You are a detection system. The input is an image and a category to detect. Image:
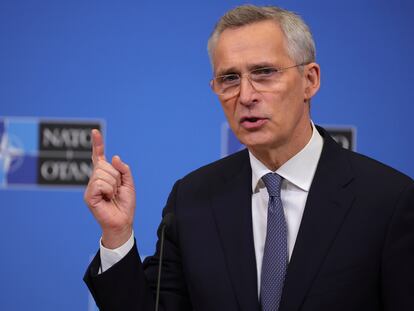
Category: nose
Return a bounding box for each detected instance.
[238,75,259,107]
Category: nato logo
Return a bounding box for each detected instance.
[0,117,103,189]
[221,123,356,157]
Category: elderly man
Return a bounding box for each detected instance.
[84,5,414,311]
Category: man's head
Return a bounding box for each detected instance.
[208,5,321,168]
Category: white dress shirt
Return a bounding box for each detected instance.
[100,122,324,291]
[250,122,323,295]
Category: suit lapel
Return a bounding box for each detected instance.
[210,150,261,311]
[280,130,356,311]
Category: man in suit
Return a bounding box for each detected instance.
[84,5,414,311]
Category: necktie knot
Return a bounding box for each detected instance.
[262,173,282,197]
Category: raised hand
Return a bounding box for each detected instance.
[84,129,136,249]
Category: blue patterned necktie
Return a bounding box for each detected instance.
[260,173,288,311]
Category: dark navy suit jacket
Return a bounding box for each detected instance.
[84,127,414,311]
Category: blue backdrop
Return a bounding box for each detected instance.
[1,0,413,310]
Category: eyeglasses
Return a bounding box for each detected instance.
[210,62,310,99]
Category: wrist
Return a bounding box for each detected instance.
[101,226,133,249]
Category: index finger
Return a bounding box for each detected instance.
[91,129,106,164]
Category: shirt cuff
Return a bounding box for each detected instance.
[99,231,135,273]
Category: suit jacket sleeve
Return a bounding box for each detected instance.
[381,181,414,310]
[83,180,192,311]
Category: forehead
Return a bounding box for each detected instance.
[212,20,292,73]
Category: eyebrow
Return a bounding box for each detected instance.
[215,67,239,77]
[248,62,276,71]
[215,62,276,76]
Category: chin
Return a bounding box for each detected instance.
[239,135,273,151]
[241,132,287,152]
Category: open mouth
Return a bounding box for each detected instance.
[245,117,259,122]
[241,117,265,123]
[240,116,268,129]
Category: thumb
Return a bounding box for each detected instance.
[112,155,134,188]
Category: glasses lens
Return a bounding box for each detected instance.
[213,74,240,97]
[249,67,281,92]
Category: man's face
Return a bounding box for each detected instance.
[212,20,320,155]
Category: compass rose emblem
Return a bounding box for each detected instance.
[0,132,25,183]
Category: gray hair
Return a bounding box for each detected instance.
[207,5,316,66]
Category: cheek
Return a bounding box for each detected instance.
[262,86,290,116]
[273,79,305,107]
[267,80,293,105]
[220,100,237,120]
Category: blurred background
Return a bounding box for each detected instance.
[1,0,413,310]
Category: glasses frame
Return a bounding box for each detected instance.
[210,62,311,98]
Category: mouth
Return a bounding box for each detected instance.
[240,116,268,129]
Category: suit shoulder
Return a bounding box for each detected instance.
[343,148,413,187]
[180,149,249,184]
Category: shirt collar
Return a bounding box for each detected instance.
[249,121,324,193]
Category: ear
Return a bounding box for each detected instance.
[303,62,321,101]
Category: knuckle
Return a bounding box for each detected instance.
[95,179,104,190]
[95,159,107,170]
[94,168,111,181]
[94,167,104,176]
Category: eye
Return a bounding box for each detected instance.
[251,67,278,78]
[217,74,240,84]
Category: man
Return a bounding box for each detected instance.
[84,5,414,311]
